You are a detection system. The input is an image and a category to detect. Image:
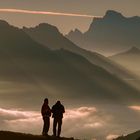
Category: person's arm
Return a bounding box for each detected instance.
[41,104,45,116]
[63,106,65,113]
[51,106,54,113]
[47,106,51,117]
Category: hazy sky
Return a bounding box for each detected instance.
[0,0,139,33]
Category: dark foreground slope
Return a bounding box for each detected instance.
[115,130,140,140]
[0,131,74,140]
[1,130,140,140]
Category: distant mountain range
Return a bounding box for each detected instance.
[0,19,139,107]
[66,10,140,55]
[23,22,138,81]
[109,47,140,76]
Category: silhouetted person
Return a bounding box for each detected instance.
[41,98,51,136]
[52,101,65,137]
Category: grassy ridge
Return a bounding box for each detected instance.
[115,130,140,140]
[0,131,74,140]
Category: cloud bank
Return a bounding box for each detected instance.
[106,134,119,140]
[0,107,107,139]
[129,106,140,111]
[1,105,140,140]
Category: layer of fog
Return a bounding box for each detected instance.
[0,105,140,140]
[1,80,140,140]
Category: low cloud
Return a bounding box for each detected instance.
[0,108,41,133]
[1,106,138,140]
[0,108,40,120]
[106,134,119,140]
[0,106,106,138]
[65,107,97,119]
[63,107,107,139]
[128,106,140,111]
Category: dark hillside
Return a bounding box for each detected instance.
[115,130,140,140]
[0,131,74,140]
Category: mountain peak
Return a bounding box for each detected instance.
[0,20,10,27]
[110,46,140,58]
[74,28,82,33]
[66,28,83,38]
[128,46,140,53]
[104,10,124,19]
[38,23,54,28]
[23,23,60,34]
[69,29,82,35]
[37,23,60,32]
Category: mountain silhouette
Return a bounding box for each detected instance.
[0,19,139,108]
[1,130,140,140]
[23,21,138,81]
[66,10,140,55]
[109,47,140,76]
[114,130,140,140]
[110,47,140,56]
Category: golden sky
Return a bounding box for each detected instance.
[0,1,139,34]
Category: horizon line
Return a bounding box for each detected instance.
[0,8,102,18]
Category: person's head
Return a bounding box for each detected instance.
[44,98,48,104]
[56,100,61,105]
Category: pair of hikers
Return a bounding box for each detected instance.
[41,98,65,137]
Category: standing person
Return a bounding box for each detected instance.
[41,98,51,136]
[52,101,65,137]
